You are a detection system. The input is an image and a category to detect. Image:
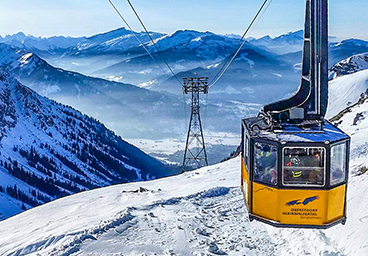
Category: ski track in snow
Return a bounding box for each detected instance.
[72,188,277,256]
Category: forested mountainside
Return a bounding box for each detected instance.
[0,70,178,220]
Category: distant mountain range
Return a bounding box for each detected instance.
[277,38,368,69]
[0,70,178,220]
[248,30,304,55]
[3,27,366,92]
[0,31,83,53]
[1,28,368,140]
[0,28,163,75]
[0,40,263,140]
[0,43,190,139]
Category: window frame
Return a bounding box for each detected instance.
[330,142,347,187]
[282,146,326,187]
[242,126,250,171]
[253,141,278,186]
[245,135,250,167]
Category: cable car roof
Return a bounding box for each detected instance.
[243,118,349,143]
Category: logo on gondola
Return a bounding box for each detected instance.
[285,196,319,206]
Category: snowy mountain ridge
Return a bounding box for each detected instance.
[66,27,164,56]
[2,29,368,100]
[329,52,368,79]
[248,30,304,55]
[0,32,85,52]
[0,70,176,220]
[0,43,49,81]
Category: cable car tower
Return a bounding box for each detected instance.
[241,0,350,228]
[182,76,209,170]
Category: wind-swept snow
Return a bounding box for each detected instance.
[327,69,368,118]
[0,159,240,255]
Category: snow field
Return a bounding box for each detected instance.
[327,69,368,119]
[1,146,367,255]
[0,159,239,255]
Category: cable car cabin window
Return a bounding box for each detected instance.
[244,136,249,166]
[283,147,325,187]
[330,143,347,186]
[254,142,277,185]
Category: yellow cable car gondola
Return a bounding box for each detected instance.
[241,0,350,228]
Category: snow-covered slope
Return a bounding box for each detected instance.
[0,159,243,255]
[0,70,176,220]
[327,69,368,118]
[329,52,368,79]
[327,53,368,119]
[331,94,368,169]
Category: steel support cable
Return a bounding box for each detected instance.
[107,0,172,79]
[209,0,272,88]
[209,0,271,87]
[126,0,183,86]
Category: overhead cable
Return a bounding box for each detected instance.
[209,0,272,88]
[107,0,175,81]
[126,0,183,86]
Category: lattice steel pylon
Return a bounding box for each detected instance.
[182,76,209,170]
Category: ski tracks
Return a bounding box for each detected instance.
[68,187,278,255]
[8,185,348,256]
[265,223,348,256]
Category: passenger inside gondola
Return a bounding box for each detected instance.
[283,148,324,186]
[254,143,277,185]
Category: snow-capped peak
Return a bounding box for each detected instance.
[329,52,368,80]
[150,30,215,50]
[0,43,43,76]
[18,52,33,66]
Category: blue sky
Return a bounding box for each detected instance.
[0,0,367,40]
